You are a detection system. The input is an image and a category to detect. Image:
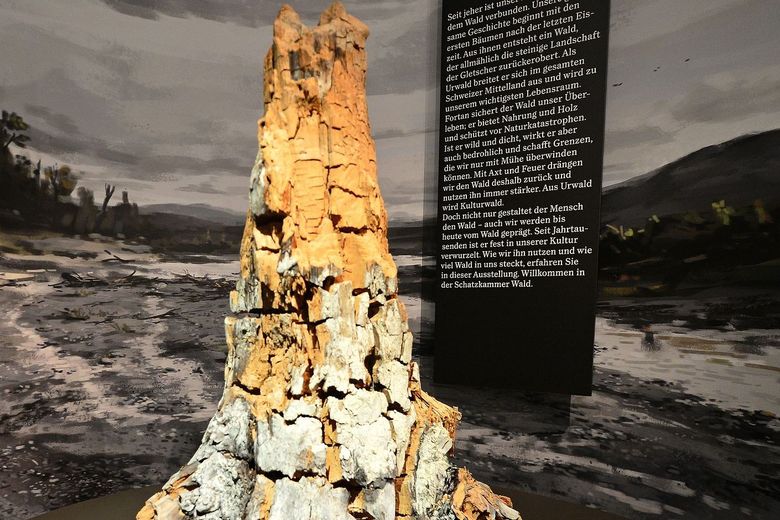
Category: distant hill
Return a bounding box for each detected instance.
[602,130,780,226]
[139,203,245,226]
[140,211,237,232]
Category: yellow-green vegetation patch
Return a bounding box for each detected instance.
[660,335,722,351]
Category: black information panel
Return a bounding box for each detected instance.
[434,0,611,394]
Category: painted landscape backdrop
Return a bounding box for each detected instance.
[1,1,779,519]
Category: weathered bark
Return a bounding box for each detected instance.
[138,3,520,519]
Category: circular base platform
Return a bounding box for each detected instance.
[32,485,627,520]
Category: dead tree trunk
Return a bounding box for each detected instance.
[101,183,116,214]
[138,3,520,519]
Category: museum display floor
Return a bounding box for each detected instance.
[32,484,627,520]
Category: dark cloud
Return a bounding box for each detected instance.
[373,128,431,140]
[26,124,251,180]
[20,104,141,166]
[91,44,173,101]
[0,22,259,180]
[179,181,229,195]
[25,125,141,166]
[99,0,419,27]
[366,8,439,95]
[380,180,424,207]
[1,62,171,161]
[100,0,438,94]
[23,105,80,135]
[670,72,780,124]
[2,23,172,102]
[609,0,642,31]
[605,125,674,151]
[146,154,250,177]
[100,0,318,26]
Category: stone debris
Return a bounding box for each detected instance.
[177,453,254,520]
[267,477,353,520]
[138,3,520,519]
[255,414,327,478]
[451,469,521,520]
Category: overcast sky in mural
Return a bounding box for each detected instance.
[1,0,778,222]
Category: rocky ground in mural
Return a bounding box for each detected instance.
[0,232,232,519]
[0,232,778,519]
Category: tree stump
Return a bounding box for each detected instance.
[138,3,521,519]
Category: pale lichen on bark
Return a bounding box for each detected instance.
[138,3,521,519]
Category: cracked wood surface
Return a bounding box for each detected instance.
[138,3,520,519]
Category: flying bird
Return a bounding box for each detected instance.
[612,82,623,87]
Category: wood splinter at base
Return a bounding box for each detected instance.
[138,3,521,519]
